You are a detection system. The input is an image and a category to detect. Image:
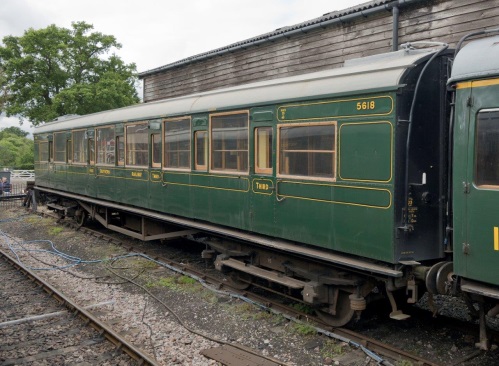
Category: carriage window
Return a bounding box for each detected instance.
[72,130,87,164]
[152,133,162,168]
[117,136,125,166]
[39,142,49,162]
[255,127,273,175]
[278,123,336,180]
[89,138,95,164]
[195,131,208,170]
[54,133,66,163]
[164,118,190,169]
[211,112,248,173]
[126,123,148,167]
[66,139,72,163]
[96,127,115,165]
[476,110,499,187]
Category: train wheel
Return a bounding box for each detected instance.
[316,290,355,327]
[225,271,252,290]
[74,210,87,228]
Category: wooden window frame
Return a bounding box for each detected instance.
[254,127,273,175]
[96,126,116,166]
[276,121,337,182]
[151,133,162,168]
[53,132,67,163]
[116,136,125,166]
[194,130,208,171]
[38,141,49,162]
[72,129,87,165]
[125,122,149,168]
[89,138,95,165]
[209,110,249,175]
[163,117,191,171]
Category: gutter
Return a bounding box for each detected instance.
[139,0,425,78]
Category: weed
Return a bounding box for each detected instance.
[291,322,316,336]
[48,226,64,235]
[321,340,345,359]
[290,302,315,315]
[395,360,413,366]
[178,275,197,285]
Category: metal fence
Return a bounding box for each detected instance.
[0,182,29,208]
[11,170,35,180]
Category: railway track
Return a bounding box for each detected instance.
[45,211,449,366]
[0,245,158,366]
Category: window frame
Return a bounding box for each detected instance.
[194,130,208,171]
[163,116,191,171]
[53,132,67,163]
[474,108,499,189]
[151,133,162,168]
[254,127,273,175]
[276,121,337,182]
[39,141,49,162]
[125,121,149,168]
[209,110,250,175]
[96,126,116,166]
[72,129,87,165]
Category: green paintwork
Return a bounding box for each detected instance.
[453,81,499,286]
[35,92,398,263]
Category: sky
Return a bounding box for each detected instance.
[0,0,368,135]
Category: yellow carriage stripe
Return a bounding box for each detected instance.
[494,227,499,251]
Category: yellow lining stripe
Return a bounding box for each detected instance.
[456,78,499,90]
[495,227,499,251]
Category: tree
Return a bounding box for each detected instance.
[0,21,139,126]
[0,127,34,169]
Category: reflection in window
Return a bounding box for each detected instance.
[72,130,87,164]
[152,134,162,168]
[117,136,125,166]
[164,119,190,169]
[211,113,248,172]
[54,133,66,162]
[126,123,149,167]
[476,110,499,186]
[279,123,336,179]
[255,127,273,175]
[89,138,95,164]
[39,142,49,162]
[96,127,115,165]
[195,131,207,170]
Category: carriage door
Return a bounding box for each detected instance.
[250,125,275,233]
[463,81,499,286]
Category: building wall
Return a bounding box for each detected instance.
[141,0,498,103]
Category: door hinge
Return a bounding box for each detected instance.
[463,182,470,194]
[462,243,470,255]
[466,96,473,107]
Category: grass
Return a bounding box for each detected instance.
[291,322,317,336]
[48,226,64,235]
[395,360,413,366]
[321,340,345,359]
[145,274,201,293]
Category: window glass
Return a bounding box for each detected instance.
[89,138,95,164]
[72,130,87,164]
[54,133,66,162]
[152,133,162,167]
[126,123,149,167]
[255,127,273,174]
[164,118,190,169]
[49,141,53,162]
[39,142,49,162]
[117,136,125,166]
[279,123,336,179]
[195,131,208,170]
[476,110,499,186]
[96,127,115,165]
[211,113,248,172]
[67,139,72,163]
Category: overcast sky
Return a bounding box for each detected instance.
[0,0,368,134]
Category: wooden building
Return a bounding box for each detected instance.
[139,0,498,103]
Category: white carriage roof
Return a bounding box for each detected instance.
[449,35,499,84]
[35,48,435,134]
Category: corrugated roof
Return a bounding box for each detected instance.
[139,0,415,78]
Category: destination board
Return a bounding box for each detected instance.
[277,96,393,121]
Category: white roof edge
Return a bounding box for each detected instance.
[35,49,433,134]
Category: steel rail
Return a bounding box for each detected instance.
[0,246,159,366]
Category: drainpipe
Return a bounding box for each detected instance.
[392,4,399,51]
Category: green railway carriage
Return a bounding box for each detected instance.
[34,35,499,341]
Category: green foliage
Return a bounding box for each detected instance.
[0,127,33,168]
[321,340,345,359]
[291,322,317,336]
[0,21,139,125]
[48,226,64,235]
